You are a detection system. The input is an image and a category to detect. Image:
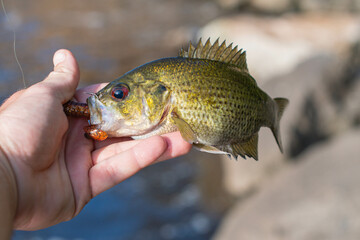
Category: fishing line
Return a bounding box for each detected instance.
[1,0,26,88]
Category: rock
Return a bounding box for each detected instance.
[192,150,236,214]
[274,40,360,157]
[262,55,339,157]
[328,41,360,132]
[217,54,339,196]
[299,0,360,12]
[251,0,292,13]
[215,0,248,9]
[197,13,360,199]
[343,77,360,127]
[213,36,360,196]
[217,128,285,196]
[214,128,360,240]
[198,13,360,84]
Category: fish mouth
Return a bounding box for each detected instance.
[86,94,144,137]
[86,93,171,138]
[86,95,117,131]
[86,95,102,125]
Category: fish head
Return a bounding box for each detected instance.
[87,73,171,137]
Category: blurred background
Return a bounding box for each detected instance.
[1,0,359,239]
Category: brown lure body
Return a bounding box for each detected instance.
[63,100,90,118]
[63,100,108,141]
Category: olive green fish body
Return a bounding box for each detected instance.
[87,39,289,160]
[136,58,270,143]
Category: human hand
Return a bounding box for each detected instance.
[0,50,191,231]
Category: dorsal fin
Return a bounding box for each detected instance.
[179,38,248,72]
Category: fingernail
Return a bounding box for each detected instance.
[54,51,66,66]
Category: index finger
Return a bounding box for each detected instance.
[89,135,168,197]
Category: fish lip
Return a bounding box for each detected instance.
[87,94,126,135]
[86,95,103,125]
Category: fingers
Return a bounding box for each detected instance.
[89,135,168,197]
[91,132,192,165]
[91,138,139,165]
[41,49,80,103]
[155,132,192,162]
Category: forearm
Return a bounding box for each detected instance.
[0,149,18,239]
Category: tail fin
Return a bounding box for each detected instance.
[271,98,289,153]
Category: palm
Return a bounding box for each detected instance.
[0,88,88,229]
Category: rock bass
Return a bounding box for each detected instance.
[86,39,289,160]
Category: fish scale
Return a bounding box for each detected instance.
[86,39,289,160]
[156,59,265,142]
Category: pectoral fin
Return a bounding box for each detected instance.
[231,133,259,160]
[171,110,198,144]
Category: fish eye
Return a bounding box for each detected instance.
[111,84,129,100]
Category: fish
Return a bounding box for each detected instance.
[86,38,289,160]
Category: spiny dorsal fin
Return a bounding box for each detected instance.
[179,38,248,72]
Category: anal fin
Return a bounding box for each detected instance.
[231,133,259,160]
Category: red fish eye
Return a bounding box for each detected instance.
[111,84,129,100]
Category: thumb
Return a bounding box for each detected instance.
[43,49,80,103]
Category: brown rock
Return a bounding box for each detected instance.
[251,0,292,13]
[215,0,249,9]
[212,39,360,197]
[198,13,360,84]
[217,54,339,196]
[299,0,360,12]
[262,55,339,157]
[199,14,360,198]
[213,128,360,240]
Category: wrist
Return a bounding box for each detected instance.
[0,147,18,239]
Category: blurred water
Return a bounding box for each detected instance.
[1,0,222,95]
